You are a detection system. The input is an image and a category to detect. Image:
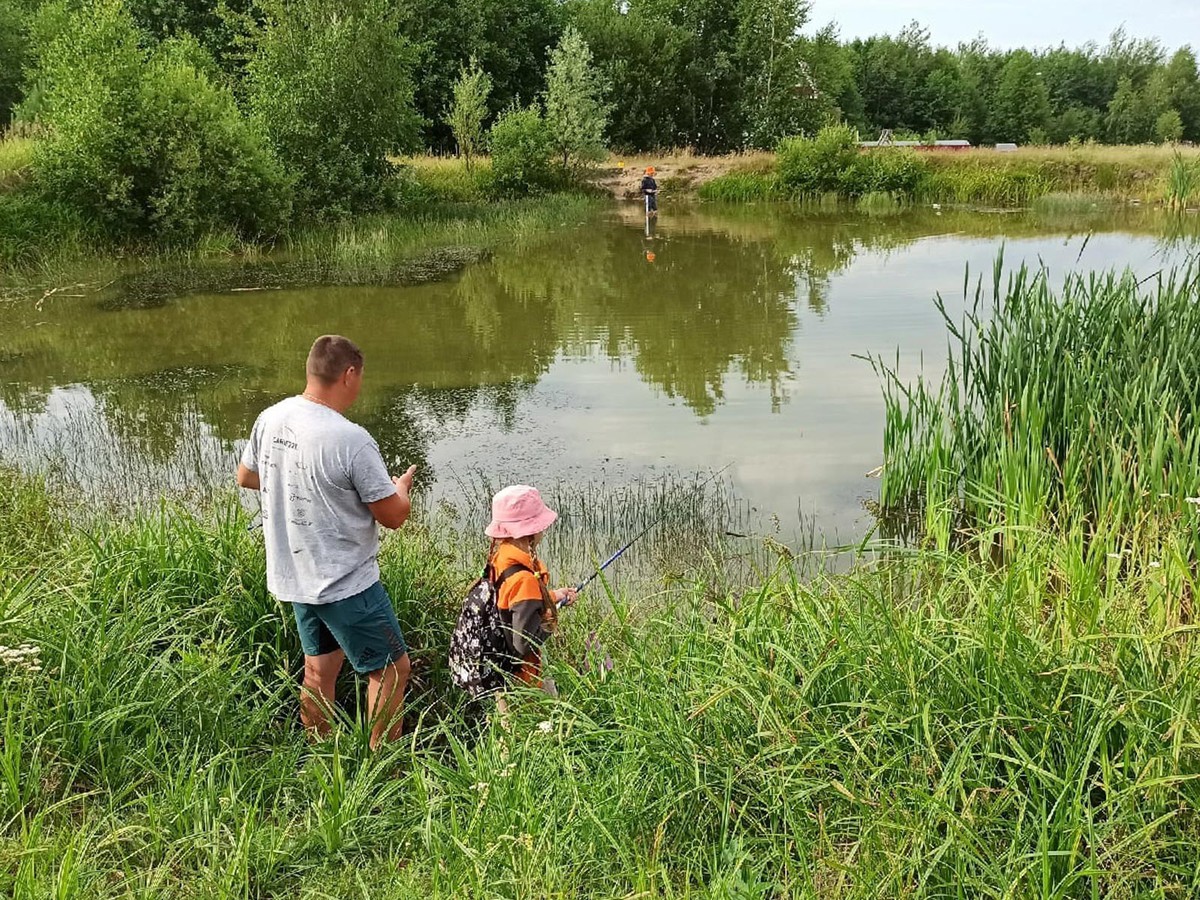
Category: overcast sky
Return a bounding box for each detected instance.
[808,0,1200,52]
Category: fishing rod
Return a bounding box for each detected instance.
[559,462,735,608]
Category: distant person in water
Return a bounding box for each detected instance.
[641,166,659,216]
[236,335,417,750]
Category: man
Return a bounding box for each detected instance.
[237,335,417,749]
[640,166,659,216]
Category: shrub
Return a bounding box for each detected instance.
[246,0,422,218]
[854,148,929,196]
[775,126,929,199]
[775,124,860,196]
[489,104,558,197]
[33,1,291,244]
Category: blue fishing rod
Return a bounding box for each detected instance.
[558,462,734,608]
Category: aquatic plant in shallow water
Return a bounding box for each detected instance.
[872,254,1200,577]
[1166,150,1200,210]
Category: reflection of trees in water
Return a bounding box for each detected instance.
[2,204,1191,477]
[359,381,534,490]
[88,367,249,464]
[488,225,800,416]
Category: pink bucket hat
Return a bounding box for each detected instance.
[485,485,558,539]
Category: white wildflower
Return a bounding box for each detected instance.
[537,720,553,734]
[0,644,42,674]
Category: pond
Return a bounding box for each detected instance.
[1,202,1195,556]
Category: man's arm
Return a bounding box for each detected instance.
[367,465,417,530]
[236,463,260,491]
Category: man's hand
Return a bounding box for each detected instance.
[554,587,578,607]
[392,465,417,497]
[370,464,417,530]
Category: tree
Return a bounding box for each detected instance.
[989,51,1050,143]
[124,0,255,74]
[446,56,492,170]
[33,0,290,242]
[1047,104,1102,143]
[851,22,940,135]
[636,0,745,152]
[544,26,609,170]
[398,0,482,151]
[0,0,30,124]
[1154,109,1184,143]
[488,103,555,196]
[568,0,687,150]
[246,0,422,217]
[734,0,812,147]
[475,0,563,114]
[1106,75,1154,143]
[797,23,862,134]
[1159,48,1200,141]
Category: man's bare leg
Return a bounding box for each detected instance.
[301,649,345,738]
[366,653,411,750]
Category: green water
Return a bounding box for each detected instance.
[0,202,1194,548]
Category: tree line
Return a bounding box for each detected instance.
[2,0,1198,245]
[7,1,1199,152]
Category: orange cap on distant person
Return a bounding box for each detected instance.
[645,251,656,263]
[646,166,655,175]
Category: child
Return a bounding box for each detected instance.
[485,485,577,688]
[641,166,659,216]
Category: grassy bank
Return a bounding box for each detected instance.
[695,140,1200,208]
[0,191,601,296]
[0,139,593,272]
[4,454,1200,897]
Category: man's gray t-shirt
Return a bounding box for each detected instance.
[240,396,396,604]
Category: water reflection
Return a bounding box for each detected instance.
[1,204,1196,539]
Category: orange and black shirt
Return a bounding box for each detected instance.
[490,542,555,659]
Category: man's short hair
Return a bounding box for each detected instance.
[306,335,364,385]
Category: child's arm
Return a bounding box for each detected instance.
[509,598,552,656]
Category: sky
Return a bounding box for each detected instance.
[808,0,1200,52]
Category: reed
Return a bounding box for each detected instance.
[873,256,1200,581]
[1165,150,1200,210]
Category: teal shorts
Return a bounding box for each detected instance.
[291,581,408,674]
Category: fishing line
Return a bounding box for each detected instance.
[558,461,736,608]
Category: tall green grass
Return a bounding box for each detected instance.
[696,132,1190,208]
[1165,151,1200,210]
[0,136,34,191]
[873,257,1200,582]
[285,195,598,272]
[3,465,1200,896]
[696,170,780,202]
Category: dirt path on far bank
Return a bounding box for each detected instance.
[589,153,772,199]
